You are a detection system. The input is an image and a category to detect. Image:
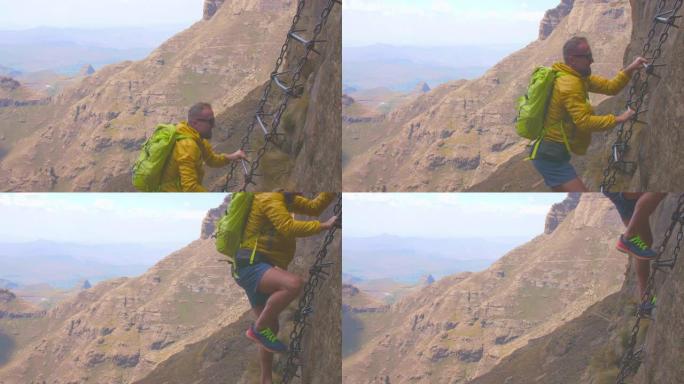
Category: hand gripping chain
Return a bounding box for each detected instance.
[221,0,340,192]
[280,195,342,384]
[615,193,684,383]
[600,0,683,192]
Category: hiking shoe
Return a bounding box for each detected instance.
[616,234,657,260]
[246,325,288,354]
[638,297,657,317]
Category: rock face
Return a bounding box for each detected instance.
[414,82,431,93]
[203,0,226,20]
[539,0,575,40]
[131,193,341,384]
[78,65,95,77]
[343,194,626,383]
[0,289,15,303]
[200,195,230,239]
[0,77,20,92]
[0,213,253,382]
[343,0,631,192]
[544,193,581,234]
[470,193,684,384]
[0,0,298,192]
[600,0,684,191]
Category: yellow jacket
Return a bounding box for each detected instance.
[543,62,630,155]
[159,121,230,192]
[240,192,336,269]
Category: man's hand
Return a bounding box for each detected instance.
[615,108,636,124]
[624,57,648,76]
[320,215,339,230]
[226,149,247,161]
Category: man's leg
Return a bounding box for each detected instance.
[552,177,588,192]
[255,267,303,332]
[252,305,276,384]
[622,193,667,298]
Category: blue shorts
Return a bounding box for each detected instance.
[531,157,578,188]
[603,192,637,222]
[234,262,272,308]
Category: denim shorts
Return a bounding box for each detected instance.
[603,192,637,222]
[234,262,272,308]
[531,157,578,188]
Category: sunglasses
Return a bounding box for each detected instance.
[573,53,593,61]
[196,117,215,126]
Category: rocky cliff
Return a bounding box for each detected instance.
[0,237,251,384]
[343,0,632,192]
[539,0,575,40]
[580,0,684,191]
[471,193,684,384]
[544,193,581,234]
[202,0,342,191]
[131,193,341,384]
[0,193,341,383]
[342,194,626,383]
[0,0,300,191]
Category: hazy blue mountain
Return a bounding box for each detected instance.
[0,240,187,288]
[343,234,530,283]
[342,44,521,91]
[0,26,187,75]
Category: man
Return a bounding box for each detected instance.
[159,102,246,192]
[605,192,667,315]
[531,36,648,192]
[232,192,337,384]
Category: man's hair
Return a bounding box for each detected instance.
[563,36,589,62]
[188,102,212,121]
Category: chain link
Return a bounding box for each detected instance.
[600,0,683,192]
[615,193,684,383]
[280,195,342,384]
[220,0,338,192]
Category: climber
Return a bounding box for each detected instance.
[159,102,247,192]
[604,192,667,315]
[232,192,337,384]
[531,36,648,192]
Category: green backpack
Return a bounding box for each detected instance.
[131,124,189,192]
[515,66,558,142]
[215,192,255,263]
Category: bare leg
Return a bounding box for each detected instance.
[622,193,666,298]
[552,177,588,192]
[252,305,276,384]
[255,267,303,332]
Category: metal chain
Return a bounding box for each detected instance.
[221,0,339,192]
[615,193,684,383]
[280,195,342,384]
[601,0,683,192]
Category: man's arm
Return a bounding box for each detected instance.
[588,71,630,96]
[291,193,336,217]
[263,196,323,237]
[561,77,617,133]
[201,140,231,168]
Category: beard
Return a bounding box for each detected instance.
[579,66,592,77]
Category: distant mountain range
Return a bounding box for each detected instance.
[343,44,520,92]
[0,26,186,75]
[343,234,529,283]
[0,240,186,288]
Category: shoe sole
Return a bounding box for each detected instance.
[245,329,287,354]
[616,243,656,261]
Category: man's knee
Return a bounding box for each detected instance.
[286,276,304,295]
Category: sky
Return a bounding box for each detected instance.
[0,0,204,29]
[343,193,568,239]
[343,0,562,46]
[0,193,226,245]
